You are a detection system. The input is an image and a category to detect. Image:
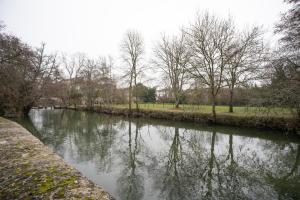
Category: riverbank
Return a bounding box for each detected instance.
[68,106,300,133]
[0,117,113,200]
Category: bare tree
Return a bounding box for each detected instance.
[0,25,23,65]
[265,53,300,119]
[97,56,117,105]
[23,43,58,114]
[262,0,300,120]
[107,55,115,104]
[62,53,85,106]
[120,30,144,112]
[0,27,58,116]
[0,35,29,115]
[186,12,235,121]
[81,58,101,108]
[153,31,191,108]
[275,0,300,51]
[225,26,266,112]
[63,53,85,81]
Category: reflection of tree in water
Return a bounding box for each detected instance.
[71,112,118,172]
[191,132,276,200]
[27,109,300,200]
[219,134,252,200]
[264,144,300,200]
[117,120,144,200]
[28,109,71,153]
[201,133,300,200]
[29,109,119,172]
[14,115,41,138]
[151,126,194,200]
[161,127,186,200]
[152,126,300,200]
[220,134,241,199]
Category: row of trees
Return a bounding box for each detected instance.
[0,20,158,117]
[270,0,300,118]
[121,13,266,120]
[0,22,120,116]
[61,54,116,108]
[0,22,59,116]
[121,1,300,120]
[0,0,299,119]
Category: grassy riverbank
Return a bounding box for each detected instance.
[68,105,299,133]
[111,103,294,118]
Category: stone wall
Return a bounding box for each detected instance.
[0,117,113,200]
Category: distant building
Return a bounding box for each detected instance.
[156,88,172,98]
[156,88,173,103]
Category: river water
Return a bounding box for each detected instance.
[19,109,300,200]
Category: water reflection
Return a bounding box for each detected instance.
[117,120,144,200]
[19,109,300,200]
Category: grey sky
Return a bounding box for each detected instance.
[0,0,288,60]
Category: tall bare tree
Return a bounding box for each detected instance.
[20,43,58,114]
[187,12,235,121]
[81,58,101,108]
[0,25,58,116]
[265,0,300,119]
[266,56,300,119]
[153,31,191,108]
[225,26,266,112]
[275,0,300,51]
[97,56,117,105]
[120,30,144,112]
[62,53,85,106]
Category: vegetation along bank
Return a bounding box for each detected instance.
[68,106,300,134]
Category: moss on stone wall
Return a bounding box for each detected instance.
[0,117,113,200]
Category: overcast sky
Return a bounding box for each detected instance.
[0,0,288,58]
[0,0,289,86]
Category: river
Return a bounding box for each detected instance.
[17,109,300,200]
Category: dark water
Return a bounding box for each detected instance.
[18,109,300,200]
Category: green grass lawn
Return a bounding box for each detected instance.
[107,103,294,118]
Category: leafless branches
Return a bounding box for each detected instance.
[120,30,144,111]
[0,29,59,116]
[2,8,298,120]
[153,31,191,108]
[61,53,86,105]
[186,12,235,120]
[224,26,266,112]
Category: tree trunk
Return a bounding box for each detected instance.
[212,96,217,122]
[134,70,139,111]
[174,92,180,109]
[129,73,133,113]
[23,104,32,116]
[129,86,132,112]
[89,99,93,109]
[229,88,234,113]
[207,131,216,199]
[135,101,139,110]
[228,134,234,165]
[135,88,139,111]
[175,100,180,109]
